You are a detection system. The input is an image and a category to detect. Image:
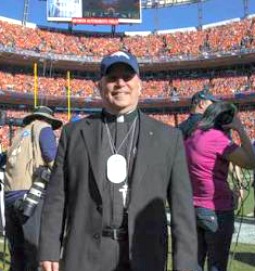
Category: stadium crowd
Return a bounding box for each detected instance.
[0,17,255,56]
[0,16,254,150]
[0,67,254,99]
[0,108,253,152]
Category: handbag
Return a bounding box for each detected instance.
[195,207,218,233]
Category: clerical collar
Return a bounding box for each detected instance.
[102,109,138,123]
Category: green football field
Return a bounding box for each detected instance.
[0,171,254,270]
[0,239,254,271]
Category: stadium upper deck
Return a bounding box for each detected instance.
[0,14,255,72]
[0,14,255,112]
[0,1,254,149]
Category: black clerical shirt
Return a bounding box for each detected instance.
[100,110,139,230]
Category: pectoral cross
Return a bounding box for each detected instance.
[119,183,128,206]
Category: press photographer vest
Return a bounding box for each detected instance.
[4,120,51,191]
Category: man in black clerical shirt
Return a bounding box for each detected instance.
[39,51,198,271]
[178,90,218,139]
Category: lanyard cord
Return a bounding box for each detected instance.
[104,117,137,155]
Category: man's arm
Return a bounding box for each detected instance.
[39,126,67,264]
[167,130,198,271]
[39,127,57,163]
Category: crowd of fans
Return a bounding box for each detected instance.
[0,108,253,151]
[0,67,254,100]
[0,17,255,100]
[0,70,97,98]
[0,17,255,57]
[0,17,254,149]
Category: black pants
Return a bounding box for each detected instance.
[197,210,234,271]
[5,196,44,271]
[100,236,130,271]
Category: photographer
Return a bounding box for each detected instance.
[4,106,62,271]
[184,101,255,271]
[178,89,218,139]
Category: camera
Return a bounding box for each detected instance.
[0,110,24,127]
[217,111,234,126]
[22,166,51,218]
[215,104,237,128]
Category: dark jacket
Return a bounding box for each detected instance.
[178,113,203,139]
[39,112,198,271]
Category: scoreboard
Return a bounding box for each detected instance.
[47,0,142,25]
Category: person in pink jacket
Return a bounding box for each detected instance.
[185,101,255,271]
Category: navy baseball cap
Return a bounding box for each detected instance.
[191,90,219,104]
[100,51,139,77]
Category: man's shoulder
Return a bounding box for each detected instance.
[179,113,202,132]
[63,114,101,130]
[179,113,200,126]
[142,113,179,135]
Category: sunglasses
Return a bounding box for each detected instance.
[105,72,136,83]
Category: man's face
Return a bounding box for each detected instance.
[99,63,141,115]
[197,99,213,113]
[203,99,213,112]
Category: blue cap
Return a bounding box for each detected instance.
[191,90,219,104]
[100,51,139,77]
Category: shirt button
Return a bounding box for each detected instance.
[93,233,100,239]
[97,205,102,212]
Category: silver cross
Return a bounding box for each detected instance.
[119,183,128,206]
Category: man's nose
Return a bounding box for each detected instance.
[115,77,126,85]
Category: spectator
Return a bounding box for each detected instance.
[185,101,255,271]
[4,106,62,271]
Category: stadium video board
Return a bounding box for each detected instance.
[47,0,142,25]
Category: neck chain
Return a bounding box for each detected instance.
[104,117,137,155]
[104,116,137,207]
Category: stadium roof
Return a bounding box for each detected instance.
[141,0,207,9]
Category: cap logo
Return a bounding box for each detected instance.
[110,51,130,59]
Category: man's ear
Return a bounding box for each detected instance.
[97,81,101,90]
[138,82,142,95]
[199,100,206,109]
[97,81,103,94]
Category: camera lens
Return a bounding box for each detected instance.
[22,180,46,217]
